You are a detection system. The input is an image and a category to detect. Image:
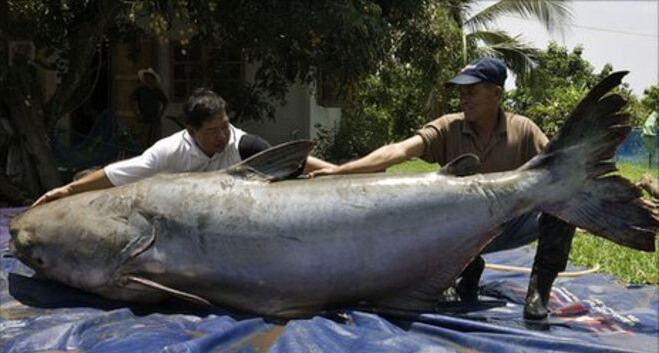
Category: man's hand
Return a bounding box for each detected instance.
[308,166,343,178]
[636,173,659,199]
[31,168,114,207]
[32,185,72,207]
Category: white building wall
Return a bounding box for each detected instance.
[236,82,309,144]
[308,85,341,142]
[236,62,341,145]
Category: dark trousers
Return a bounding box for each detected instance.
[482,212,575,273]
[139,121,162,151]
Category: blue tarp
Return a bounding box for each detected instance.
[1,207,657,353]
[616,127,658,167]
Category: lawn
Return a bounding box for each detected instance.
[387,159,658,285]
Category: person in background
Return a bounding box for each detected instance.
[311,57,576,320]
[34,88,335,206]
[130,68,169,150]
[641,110,657,168]
[69,102,99,145]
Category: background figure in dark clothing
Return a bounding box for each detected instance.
[69,102,98,145]
[130,68,169,150]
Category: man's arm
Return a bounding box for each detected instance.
[303,156,336,173]
[158,88,169,118]
[238,134,335,173]
[129,88,141,118]
[311,135,425,176]
[238,134,271,160]
[32,168,115,207]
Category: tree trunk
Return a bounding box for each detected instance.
[0,173,32,206]
[5,138,41,197]
[43,0,122,131]
[0,48,63,194]
[0,0,124,198]
[3,86,63,192]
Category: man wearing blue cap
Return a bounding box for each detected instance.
[312,57,575,320]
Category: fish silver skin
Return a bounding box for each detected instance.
[9,72,659,317]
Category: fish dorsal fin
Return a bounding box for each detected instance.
[125,275,212,307]
[439,154,480,177]
[226,140,315,181]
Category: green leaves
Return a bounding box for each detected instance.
[503,42,654,136]
[464,0,572,34]
[460,0,572,80]
[469,30,539,79]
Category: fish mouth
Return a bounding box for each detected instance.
[8,232,47,271]
[8,227,31,261]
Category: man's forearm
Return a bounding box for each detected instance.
[335,136,425,174]
[308,135,425,177]
[32,167,116,207]
[336,145,402,174]
[304,156,336,173]
[68,168,115,194]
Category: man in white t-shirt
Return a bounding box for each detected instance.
[33,88,335,206]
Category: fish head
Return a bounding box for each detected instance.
[9,196,154,293]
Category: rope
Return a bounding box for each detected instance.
[485,263,601,278]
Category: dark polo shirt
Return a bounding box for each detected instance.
[416,111,548,173]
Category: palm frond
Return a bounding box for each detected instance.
[468,30,540,81]
[464,0,572,34]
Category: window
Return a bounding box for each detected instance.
[171,41,205,101]
[207,46,244,99]
[170,40,244,102]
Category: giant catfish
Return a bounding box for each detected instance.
[9,72,659,317]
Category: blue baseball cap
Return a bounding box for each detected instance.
[446,57,507,87]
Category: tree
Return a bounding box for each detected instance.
[316,0,575,162]
[0,0,466,204]
[1,0,124,203]
[314,2,463,161]
[641,86,659,113]
[503,42,650,137]
[451,0,572,79]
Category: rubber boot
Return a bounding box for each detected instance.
[455,256,485,302]
[523,267,558,320]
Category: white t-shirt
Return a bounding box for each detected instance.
[105,124,247,186]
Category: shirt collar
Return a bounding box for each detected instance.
[461,109,508,136]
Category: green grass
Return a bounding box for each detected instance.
[387,159,659,285]
[570,231,658,284]
[387,159,438,174]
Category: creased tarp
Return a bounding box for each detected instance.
[1,207,657,353]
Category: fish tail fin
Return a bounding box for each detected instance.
[523,71,658,251]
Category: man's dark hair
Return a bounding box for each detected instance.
[183,88,227,129]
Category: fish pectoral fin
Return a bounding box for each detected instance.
[118,211,159,261]
[373,258,480,311]
[439,154,480,177]
[124,275,212,307]
[226,140,315,181]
